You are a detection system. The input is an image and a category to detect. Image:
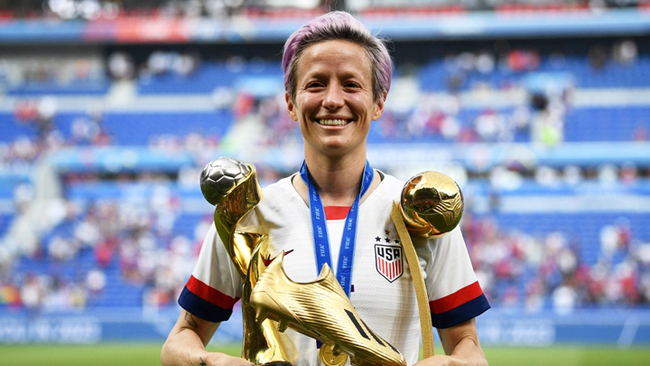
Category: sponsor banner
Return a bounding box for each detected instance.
[0,317,101,344]
[82,18,191,43]
[1,308,649,346]
[115,18,190,43]
[478,319,556,346]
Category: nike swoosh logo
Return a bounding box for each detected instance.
[262,249,294,267]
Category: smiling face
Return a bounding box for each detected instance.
[286,40,385,160]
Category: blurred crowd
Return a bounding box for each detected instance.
[2,97,110,169]
[1,0,648,21]
[0,178,208,314]
[0,37,643,162]
[465,213,650,314]
[0,37,649,316]
[1,0,249,20]
[213,40,643,151]
[107,50,201,81]
[1,179,649,315]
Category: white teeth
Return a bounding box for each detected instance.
[318,119,348,126]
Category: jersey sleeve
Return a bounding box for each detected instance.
[418,226,490,329]
[178,223,243,323]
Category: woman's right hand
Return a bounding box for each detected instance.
[161,311,254,366]
[195,352,255,366]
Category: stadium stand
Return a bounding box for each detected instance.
[2,49,648,309]
[0,1,649,346]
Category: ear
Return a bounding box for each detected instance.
[285,92,298,121]
[372,91,387,121]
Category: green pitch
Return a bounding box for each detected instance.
[0,343,649,365]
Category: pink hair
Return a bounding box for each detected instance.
[282,11,392,102]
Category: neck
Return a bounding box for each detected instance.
[303,153,367,207]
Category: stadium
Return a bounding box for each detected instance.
[1,0,649,365]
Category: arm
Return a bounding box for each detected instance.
[414,319,488,366]
[161,310,253,366]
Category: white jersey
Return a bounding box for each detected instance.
[179,171,489,366]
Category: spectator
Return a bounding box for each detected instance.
[86,269,106,294]
[108,52,135,80]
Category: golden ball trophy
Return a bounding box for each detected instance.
[399,171,464,238]
[200,157,463,365]
[391,171,464,360]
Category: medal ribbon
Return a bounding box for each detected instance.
[300,160,374,297]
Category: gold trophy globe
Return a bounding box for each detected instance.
[399,171,464,238]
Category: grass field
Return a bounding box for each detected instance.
[1,343,650,366]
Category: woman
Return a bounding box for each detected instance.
[161,11,490,366]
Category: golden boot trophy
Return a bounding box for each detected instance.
[250,251,406,366]
[200,157,406,366]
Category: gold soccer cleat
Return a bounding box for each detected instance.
[249,253,406,366]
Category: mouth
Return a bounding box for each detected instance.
[315,119,351,126]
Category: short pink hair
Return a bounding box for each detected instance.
[282,11,392,102]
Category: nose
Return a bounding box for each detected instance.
[322,84,344,110]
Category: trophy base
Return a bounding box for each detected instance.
[262,362,292,366]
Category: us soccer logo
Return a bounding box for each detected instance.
[375,244,403,282]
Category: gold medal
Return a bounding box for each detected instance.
[319,344,348,366]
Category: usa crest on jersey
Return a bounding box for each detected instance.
[375,244,403,282]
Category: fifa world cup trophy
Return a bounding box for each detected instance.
[200,157,406,366]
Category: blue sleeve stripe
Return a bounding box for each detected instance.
[431,293,490,329]
[178,286,234,323]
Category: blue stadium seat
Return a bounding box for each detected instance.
[101,111,234,145]
[0,113,39,142]
[6,80,111,96]
[493,212,649,266]
[564,107,650,142]
[137,61,282,94]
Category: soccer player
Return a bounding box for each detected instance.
[161,11,490,366]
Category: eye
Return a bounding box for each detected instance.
[344,81,361,89]
[306,81,324,89]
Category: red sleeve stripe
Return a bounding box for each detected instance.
[429,281,484,314]
[324,206,351,220]
[185,275,239,309]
